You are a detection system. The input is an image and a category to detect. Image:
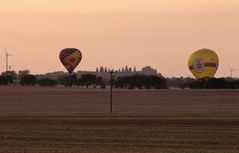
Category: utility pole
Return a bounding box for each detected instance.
[108,70,117,113]
[5,49,13,72]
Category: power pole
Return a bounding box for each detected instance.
[108,70,117,113]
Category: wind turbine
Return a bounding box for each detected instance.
[5,49,13,72]
[228,65,239,78]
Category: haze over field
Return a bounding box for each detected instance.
[1,0,239,77]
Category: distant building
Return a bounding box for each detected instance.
[36,71,66,80]
[93,66,161,80]
[140,66,157,75]
[36,66,162,81]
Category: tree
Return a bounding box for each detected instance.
[19,74,37,86]
[187,78,239,89]
[18,70,36,86]
[80,74,97,88]
[0,75,13,85]
[18,70,30,76]
[57,74,77,86]
[115,75,167,89]
[37,78,57,86]
[167,77,195,89]
[96,76,103,86]
[0,71,17,85]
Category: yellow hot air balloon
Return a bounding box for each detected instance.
[188,48,219,79]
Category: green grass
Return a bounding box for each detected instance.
[0,115,239,153]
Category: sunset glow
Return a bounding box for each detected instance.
[1,0,239,77]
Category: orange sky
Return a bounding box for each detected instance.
[1,0,239,77]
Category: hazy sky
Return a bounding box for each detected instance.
[1,0,239,77]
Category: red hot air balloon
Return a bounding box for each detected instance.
[59,48,82,73]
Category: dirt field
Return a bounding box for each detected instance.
[0,86,239,116]
[0,86,239,153]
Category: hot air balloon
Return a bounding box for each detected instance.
[59,48,82,73]
[188,48,219,79]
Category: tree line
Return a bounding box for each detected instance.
[167,77,239,89]
[1,70,239,89]
[0,70,105,88]
[115,75,167,89]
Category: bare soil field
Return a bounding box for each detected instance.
[0,86,239,153]
[0,86,239,116]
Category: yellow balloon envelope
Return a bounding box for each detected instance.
[188,49,219,79]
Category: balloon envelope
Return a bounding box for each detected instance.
[188,48,219,79]
[59,48,82,73]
